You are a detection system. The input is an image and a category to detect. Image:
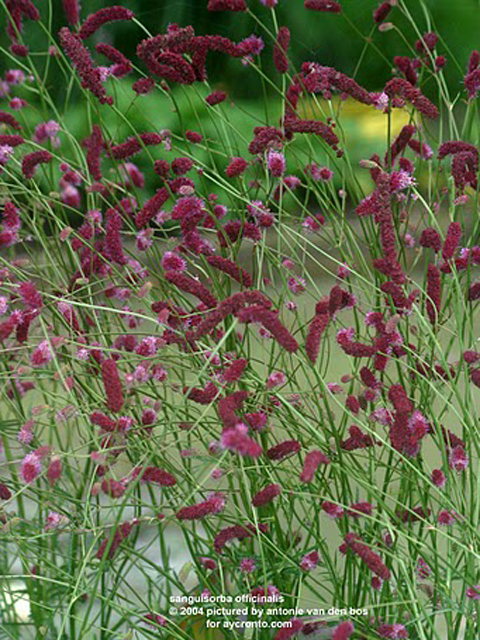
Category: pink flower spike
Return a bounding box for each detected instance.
[161,251,186,272]
[267,150,286,177]
[226,157,248,178]
[267,371,286,389]
[442,222,462,262]
[466,585,480,600]
[300,449,330,482]
[332,621,354,640]
[287,276,306,296]
[377,624,409,639]
[448,446,469,472]
[101,359,124,413]
[176,492,226,521]
[374,2,392,23]
[222,358,248,383]
[342,532,391,580]
[305,0,342,13]
[220,423,262,458]
[18,419,34,444]
[31,340,54,367]
[267,440,300,461]
[0,484,12,500]
[45,511,68,531]
[322,501,344,518]
[78,7,135,40]
[300,550,320,571]
[438,509,456,526]
[273,619,303,640]
[206,90,227,106]
[62,0,80,25]
[273,27,290,74]
[252,483,281,507]
[59,28,113,105]
[207,0,247,11]
[22,150,52,179]
[47,457,62,485]
[431,469,446,488]
[132,466,176,487]
[20,452,42,483]
[240,557,257,573]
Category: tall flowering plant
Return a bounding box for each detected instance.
[0,1,478,639]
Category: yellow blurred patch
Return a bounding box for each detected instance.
[298,96,413,141]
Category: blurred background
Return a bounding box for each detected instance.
[1,0,479,96]
[0,0,478,218]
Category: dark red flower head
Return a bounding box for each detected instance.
[373,2,392,24]
[207,0,247,10]
[101,359,124,413]
[59,27,113,105]
[305,0,342,12]
[273,27,290,74]
[62,0,80,26]
[22,151,52,179]
[78,6,135,40]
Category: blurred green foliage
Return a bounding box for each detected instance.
[0,0,476,234]
[0,0,478,99]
